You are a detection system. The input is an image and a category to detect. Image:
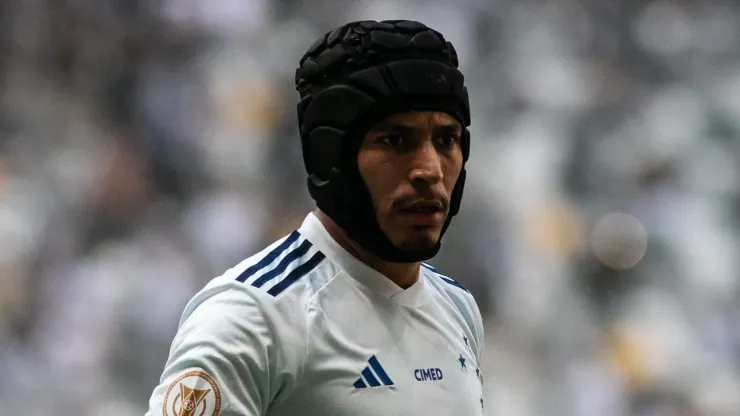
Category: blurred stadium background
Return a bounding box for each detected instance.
[0,0,739,415]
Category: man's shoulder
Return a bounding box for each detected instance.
[227,230,333,297]
[421,262,485,358]
[421,263,474,300]
[421,263,482,325]
[181,231,337,327]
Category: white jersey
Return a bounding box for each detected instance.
[146,212,485,416]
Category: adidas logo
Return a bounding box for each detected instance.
[353,355,394,388]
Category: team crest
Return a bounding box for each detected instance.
[163,371,221,416]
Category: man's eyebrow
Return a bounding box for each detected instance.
[436,124,462,134]
[369,121,462,134]
[369,121,416,133]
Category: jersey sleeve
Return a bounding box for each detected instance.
[469,295,485,364]
[146,287,305,416]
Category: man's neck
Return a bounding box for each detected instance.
[315,210,420,289]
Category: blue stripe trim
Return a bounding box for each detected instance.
[353,378,367,389]
[368,355,394,386]
[236,232,300,283]
[267,252,326,297]
[422,263,469,293]
[361,367,381,387]
[440,276,470,293]
[252,240,313,288]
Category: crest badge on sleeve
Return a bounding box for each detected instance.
[163,371,222,416]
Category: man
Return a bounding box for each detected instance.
[146,20,484,416]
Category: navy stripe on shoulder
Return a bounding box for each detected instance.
[236,231,300,283]
[267,252,326,297]
[439,276,470,293]
[422,263,470,293]
[252,240,313,288]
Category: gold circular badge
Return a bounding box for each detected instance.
[163,371,222,416]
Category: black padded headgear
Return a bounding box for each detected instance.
[295,20,471,263]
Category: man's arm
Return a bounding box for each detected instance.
[146,288,301,416]
[470,296,485,364]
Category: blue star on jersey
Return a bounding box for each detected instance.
[458,354,466,370]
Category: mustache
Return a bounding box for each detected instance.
[393,195,449,212]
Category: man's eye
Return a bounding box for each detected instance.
[377,134,403,147]
[438,134,459,148]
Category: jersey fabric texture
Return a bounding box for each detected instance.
[146,213,485,416]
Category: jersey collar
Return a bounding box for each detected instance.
[299,212,429,307]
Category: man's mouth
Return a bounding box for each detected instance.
[400,200,444,213]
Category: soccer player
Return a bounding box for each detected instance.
[146,20,484,416]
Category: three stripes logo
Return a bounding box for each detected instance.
[353,355,395,389]
[235,231,326,297]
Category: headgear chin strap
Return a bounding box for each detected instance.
[295,20,471,263]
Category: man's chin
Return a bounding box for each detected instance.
[394,233,440,253]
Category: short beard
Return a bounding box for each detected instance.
[395,230,439,252]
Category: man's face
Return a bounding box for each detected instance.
[358,111,464,253]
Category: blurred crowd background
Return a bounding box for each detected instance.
[0,0,739,415]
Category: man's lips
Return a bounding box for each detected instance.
[398,200,446,224]
[398,200,445,213]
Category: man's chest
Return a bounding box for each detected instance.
[271,304,485,415]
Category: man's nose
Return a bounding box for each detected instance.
[408,140,443,185]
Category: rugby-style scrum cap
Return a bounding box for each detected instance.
[295,20,471,263]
